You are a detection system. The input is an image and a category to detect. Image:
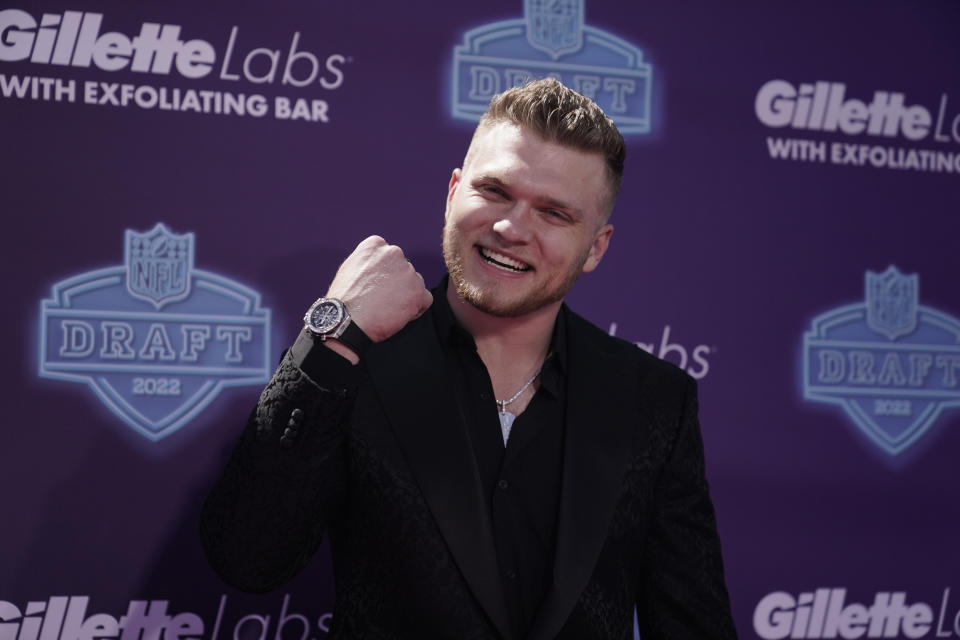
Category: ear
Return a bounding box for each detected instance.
[445,168,462,219]
[581,223,614,274]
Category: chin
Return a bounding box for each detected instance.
[450,270,574,318]
[443,227,580,318]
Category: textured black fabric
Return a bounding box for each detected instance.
[435,292,566,638]
[200,287,738,640]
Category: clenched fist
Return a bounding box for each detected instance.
[324,235,433,347]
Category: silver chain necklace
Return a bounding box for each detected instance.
[496,368,541,445]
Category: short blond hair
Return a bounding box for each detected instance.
[472,77,626,213]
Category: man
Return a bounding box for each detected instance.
[201,78,737,639]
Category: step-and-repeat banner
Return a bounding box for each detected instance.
[4,1,959,637]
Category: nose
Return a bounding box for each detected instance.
[491,203,533,244]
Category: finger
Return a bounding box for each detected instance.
[382,243,406,264]
[409,288,430,319]
[360,235,386,248]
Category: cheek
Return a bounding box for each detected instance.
[444,192,463,222]
[454,202,494,231]
[538,240,571,272]
[544,231,587,259]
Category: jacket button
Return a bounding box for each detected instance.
[497,479,509,491]
[290,408,304,423]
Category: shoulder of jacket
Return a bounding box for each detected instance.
[562,305,694,389]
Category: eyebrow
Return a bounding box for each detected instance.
[473,175,582,219]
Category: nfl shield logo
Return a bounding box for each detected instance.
[802,265,960,456]
[866,266,918,340]
[40,222,272,441]
[125,223,194,309]
[525,0,585,59]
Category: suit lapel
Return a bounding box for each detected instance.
[365,313,514,640]
[529,310,637,640]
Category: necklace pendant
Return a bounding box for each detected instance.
[498,410,515,446]
[494,365,542,447]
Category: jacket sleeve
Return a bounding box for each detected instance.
[635,377,739,639]
[199,330,361,593]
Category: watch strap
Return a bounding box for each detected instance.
[291,328,327,381]
[290,328,362,390]
[294,321,372,381]
[333,317,373,356]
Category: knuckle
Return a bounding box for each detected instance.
[359,235,385,252]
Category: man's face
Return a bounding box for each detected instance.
[442,122,614,318]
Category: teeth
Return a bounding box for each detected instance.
[479,247,531,272]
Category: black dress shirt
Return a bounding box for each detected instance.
[432,282,567,638]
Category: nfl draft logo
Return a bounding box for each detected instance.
[866,269,917,340]
[38,223,272,441]
[451,0,653,134]
[801,266,960,456]
[526,0,584,58]
[126,225,194,308]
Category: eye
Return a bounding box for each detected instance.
[479,184,507,198]
[541,208,570,223]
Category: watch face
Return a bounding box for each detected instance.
[308,299,344,334]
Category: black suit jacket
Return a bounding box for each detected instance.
[201,302,737,639]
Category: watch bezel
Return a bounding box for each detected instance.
[304,297,348,338]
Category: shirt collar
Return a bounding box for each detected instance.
[432,275,568,391]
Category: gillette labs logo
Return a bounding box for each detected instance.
[755,80,960,144]
[754,588,960,639]
[0,8,346,87]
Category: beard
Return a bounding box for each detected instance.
[441,222,588,318]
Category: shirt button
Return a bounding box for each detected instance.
[505,569,517,580]
[479,392,491,401]
[497,479,509,491]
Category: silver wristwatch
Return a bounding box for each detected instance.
[303,297,372,355]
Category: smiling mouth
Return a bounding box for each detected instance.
[478,247,532,273]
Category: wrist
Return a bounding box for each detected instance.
[319,335,360,365]
[290,328,361,386]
